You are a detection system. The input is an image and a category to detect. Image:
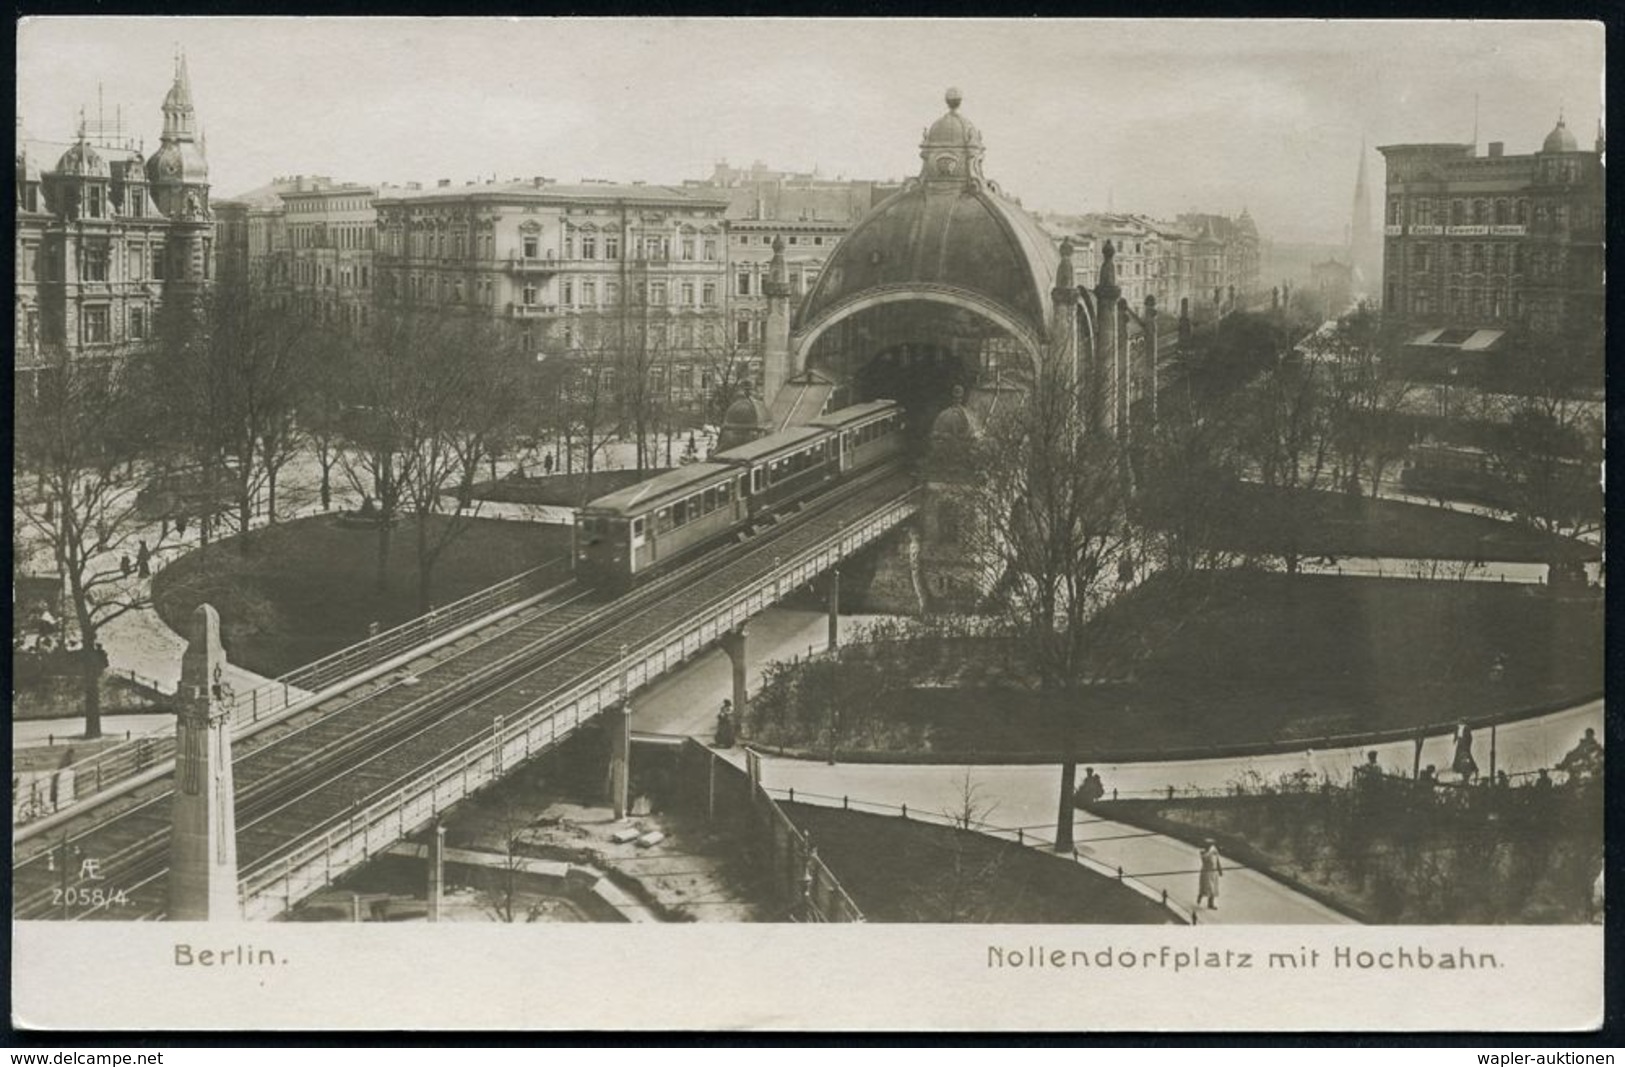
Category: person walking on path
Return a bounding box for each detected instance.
[715,699,736,748]
[119,555,132,578]
[1197,840,1224,910]
[136,539,151,578]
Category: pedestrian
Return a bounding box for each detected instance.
[1197,839,1223,910]
[136,539,151,578]
[175,514,187,536]
[1353,750,1383,791]
[119,555,132,578]
[715,699,736,748]
[544,453,555,476]
[1533,768,1554,791]
[1452,723,1479,782]
[160,515,169,538]
[1073,766,1106,809]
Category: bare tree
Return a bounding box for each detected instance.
[1483,321,1603,561]
[945,356,1136,850]
[15,355,176,738]
[1304,305,1416,499]
[1236,352,1335,575]
[147,286,317,552]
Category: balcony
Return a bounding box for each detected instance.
[508,302,559,318]
[506,256,561,275]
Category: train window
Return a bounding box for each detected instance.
[703,487,717,512]
[752,468,764,493]
[656,507,672,533]
[673,499,688,527]
[631,517,644,537]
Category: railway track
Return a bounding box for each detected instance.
[15,464,913,921]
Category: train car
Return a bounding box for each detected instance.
[574,462,745,588]
[809,400,905,475]
[711,425,837,521]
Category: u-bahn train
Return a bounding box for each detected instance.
[574,400,905,588]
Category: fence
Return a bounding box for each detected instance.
[673,741,862,923]
[757,784,1198,925]
[14,561,562,831]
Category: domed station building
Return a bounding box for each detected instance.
[724,88,1163,454]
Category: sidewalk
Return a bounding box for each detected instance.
[755,759,1354,926]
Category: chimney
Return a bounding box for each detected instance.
[1488,142,1505,158]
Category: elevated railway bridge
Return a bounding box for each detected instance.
[12,465,919,921]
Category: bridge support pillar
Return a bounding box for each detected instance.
[609,700,633,820]
[719,627,749,737]
[827,569,841,651]
[427,822,445,922]
[166,604,242,922]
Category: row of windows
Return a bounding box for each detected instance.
[1406,242,1575,279]
[846,413,899,448]
[297,260,371,289]
[734,233,831,247]
[1387,195,1595,229]
[654,479,736,533]
[75,303,147,344]
[287,196,374,213]
[764,442,828,483]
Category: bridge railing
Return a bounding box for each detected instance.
[14,562,562,830]
[238,486,919,918]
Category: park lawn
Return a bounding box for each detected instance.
[153,514,571,678]
[751,572,1603,758]
[780,802,1175,923]
[1200,483,1595,563]
[1095,783,1603,923]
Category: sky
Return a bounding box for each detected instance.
[16,17,1606,245]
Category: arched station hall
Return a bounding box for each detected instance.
[721,88,1164,453]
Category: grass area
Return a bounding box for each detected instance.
[748,572,1602,757]
[1096,780,1603,923]
[1203,483,1594,563]
[781,803,1176,923]
[469,469,670,507]
[152,514,570,678]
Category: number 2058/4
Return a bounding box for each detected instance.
[52,887,130,907]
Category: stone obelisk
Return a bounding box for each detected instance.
[167,604,241,920]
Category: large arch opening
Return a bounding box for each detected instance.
[801,298,1032,441]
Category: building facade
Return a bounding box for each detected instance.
[372,179,732,410]
[1039,208,1261,315]
[15,55,213,387]
[1378,118,1605,338]
[282,179,378,331]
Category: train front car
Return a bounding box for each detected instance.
[711,425,838,524]
[809,400,905,476]
[575,462,745,590]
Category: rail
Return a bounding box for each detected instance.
[762,786,1195,925]
[14,561,562,829]
[237,482,919,917]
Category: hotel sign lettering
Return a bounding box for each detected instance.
[1410,225,1444,236]
[1490,225,1527,236]
[1384,225,1404,236]
[1445,225,1490,236]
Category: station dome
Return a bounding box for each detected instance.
[794,89,1060,350]
[147,140,209,186]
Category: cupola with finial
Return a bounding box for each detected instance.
[920,87,986,186]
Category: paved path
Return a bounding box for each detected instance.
[755,759,1354,926]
